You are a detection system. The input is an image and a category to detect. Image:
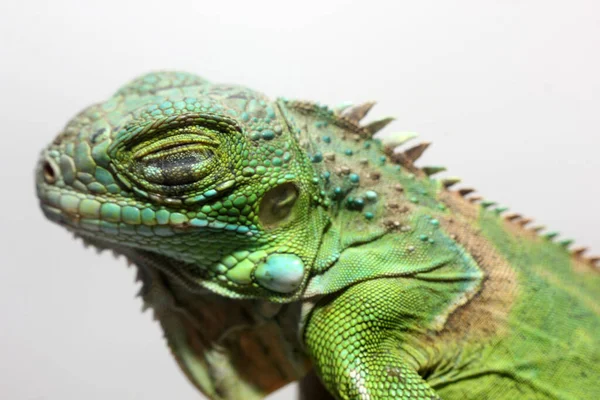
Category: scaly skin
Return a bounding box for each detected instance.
[36,71,600,399]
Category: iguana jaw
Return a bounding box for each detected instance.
[48,230,313,400]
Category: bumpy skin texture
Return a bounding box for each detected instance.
[36,72,600,399]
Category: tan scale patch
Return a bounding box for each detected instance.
[433,190,518,340]
[571,256,600,275]
[462,191,600,274]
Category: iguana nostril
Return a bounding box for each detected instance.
[42,160,57,184]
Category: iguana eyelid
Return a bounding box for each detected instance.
[132,133,220,160]
[109,112,242,154]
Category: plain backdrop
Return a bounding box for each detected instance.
[1,1,599,399]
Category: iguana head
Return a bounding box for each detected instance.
[36,72,330,301]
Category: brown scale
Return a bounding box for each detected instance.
[435,189,518,340]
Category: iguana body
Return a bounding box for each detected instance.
[36,72,600,399]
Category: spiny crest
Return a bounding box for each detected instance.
[422,166,447,176]
[363,117,396,137]
[294,98,599,270]
[381,132,418,154]
[467,195,483,203]
[287,101,434,171]
[448,187,599,270]
[337,101,398,139]
[340,101,376,122]
[390,142,431,166]
[457,188,475,197]
[442,177,461,188]
[285,100,371,138]
[448,194,597,270]
[380,108,596,270]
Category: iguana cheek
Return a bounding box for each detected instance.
[255,253,305,293]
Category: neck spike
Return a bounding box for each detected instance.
[341,101,376,122]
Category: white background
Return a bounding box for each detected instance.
[1,1,599,399]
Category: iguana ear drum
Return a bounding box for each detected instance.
[258,182,299,228]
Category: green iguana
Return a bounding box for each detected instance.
[35,71,600,399]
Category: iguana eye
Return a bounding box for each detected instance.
[258,182,299,228]
[129,129,220,186]
[108,114,243,200]
[133,146,214,186]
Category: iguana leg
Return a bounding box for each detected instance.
[304,278,441,400]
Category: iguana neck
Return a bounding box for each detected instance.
[128,250,312,400]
